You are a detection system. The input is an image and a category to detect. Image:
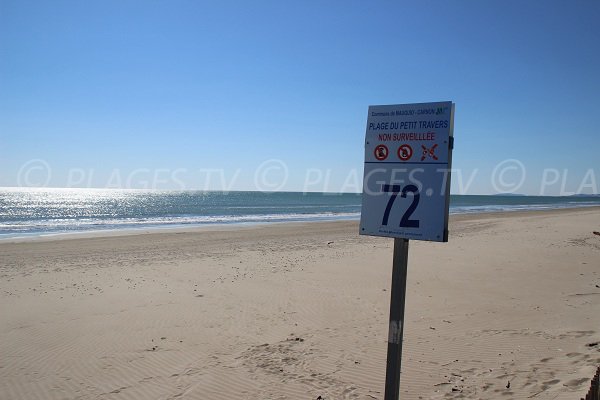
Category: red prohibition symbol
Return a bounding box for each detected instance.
[374,144,389,161]
[421,144,438,161]
[397,144,413,161]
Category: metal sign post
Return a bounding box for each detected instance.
[359,101,455,399]
[384,238,409,400]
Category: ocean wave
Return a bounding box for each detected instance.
[0,212,362,237]
[449,202,600,214]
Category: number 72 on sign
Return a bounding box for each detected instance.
[380,184,420,228]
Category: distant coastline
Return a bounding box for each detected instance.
[1,188,600,239]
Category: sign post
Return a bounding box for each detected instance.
[360,101,454,399]
[385,237,409,399]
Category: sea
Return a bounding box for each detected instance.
[1,188,599,239]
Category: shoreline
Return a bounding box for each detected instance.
[2,205,600,244]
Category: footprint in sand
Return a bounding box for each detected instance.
[564,377,589,387]
[539,379,561,390]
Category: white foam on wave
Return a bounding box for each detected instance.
[0,212,362,239]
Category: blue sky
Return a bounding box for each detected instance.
[1,0,599,194]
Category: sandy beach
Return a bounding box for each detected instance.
[1,208,599,399]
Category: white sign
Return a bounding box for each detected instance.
[359,101,454,242]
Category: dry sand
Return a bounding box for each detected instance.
[1,208,599,399]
